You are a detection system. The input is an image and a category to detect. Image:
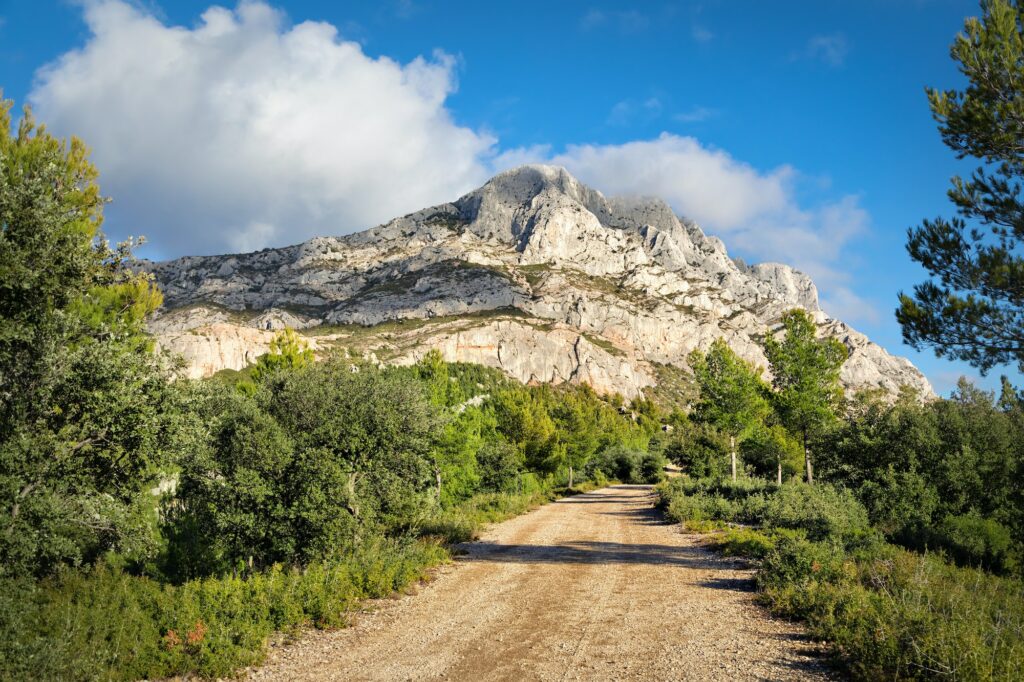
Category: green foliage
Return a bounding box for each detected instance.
[740,423,803,482]
[897,0,1024,374]
[660,477,1024,680]
[662,421,731,478]
[587,445,667,484]
[760,539,1024,681]
[475,441,522,493]
[689,338,770,478]
[763,309,847,483]
[248,328,313,385]
[0,538,448,681]
[760,483,872,543]
[818,380,1024,573]
[0,100,184,579]
[923,512,1020,575]
[639,452,668,483]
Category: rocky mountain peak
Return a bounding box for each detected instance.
[144,166,932,400]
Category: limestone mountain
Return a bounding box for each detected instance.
[145,165,932,400]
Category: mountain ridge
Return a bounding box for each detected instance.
[145,165,932,399]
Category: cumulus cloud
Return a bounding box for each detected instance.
[30,2,875,322]
[496,133,874,322]
[30,0,496,256]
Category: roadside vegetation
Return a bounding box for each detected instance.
[0,100,667,678]
[658,5,1024,678]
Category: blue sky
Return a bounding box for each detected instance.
[0,0,1016,395]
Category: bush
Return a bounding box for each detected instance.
[417,488,555,544]
[587,445,641,483]
[922,512,1021,575]
[762,483,872,542]
[0,538,448,681]
[659,474,1024,679]
[759,543,1024,680]
[476,441,522,493]
[639,452,668,483]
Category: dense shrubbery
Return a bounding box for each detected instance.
[0,538,448,680]
[659,478,1024,680]
[586,445,667,484]
[817,384,1024,575]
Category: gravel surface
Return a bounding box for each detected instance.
[245,485,839,681]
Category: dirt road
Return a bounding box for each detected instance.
[247,485,837,681]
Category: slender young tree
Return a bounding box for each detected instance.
[689,339,770,481]
[763,310,847,484]
[897,0,1024,374]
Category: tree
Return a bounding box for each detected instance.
[896,0,1024,374]
[689,339,770,481]
[0,100,179,577]
[264,360,438,532]
[549,387,602,489]
[763,309,847,484]
[248,327,313,384]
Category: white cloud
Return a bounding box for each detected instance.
[496,133,874,322]
[800,33,849,67]
[29,0,496,256]
[29,2,876,323]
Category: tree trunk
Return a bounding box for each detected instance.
[435,468,442,502]
[803,430,813,485]
[776,459,783,485]
[568,465,574,490]
[730,435,737,482]
[346,472,361,519]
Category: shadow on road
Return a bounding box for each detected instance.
[459,485,749,583]
[460,540,747,577]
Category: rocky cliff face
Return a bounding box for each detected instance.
[145,165,933,399]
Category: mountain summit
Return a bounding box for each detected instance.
[145,165,932,399]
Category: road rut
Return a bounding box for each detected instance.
[247,485,837,681]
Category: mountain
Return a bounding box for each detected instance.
[144,165,933,400]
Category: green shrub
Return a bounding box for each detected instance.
[762,483,872,542]
[758,543,1024,680]
[0,538,448,681]
[922,512,1022,575]
[639,452,668,483]
[712,527,778,558]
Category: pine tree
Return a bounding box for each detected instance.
[897,0,1024,374]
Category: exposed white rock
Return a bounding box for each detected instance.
[144,165,933,398]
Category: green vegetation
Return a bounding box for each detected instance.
[897,0,1024,374]
[0,99,676,680]
[689,338,770,481]
[764,309,846,484]
[659,479,1024,680]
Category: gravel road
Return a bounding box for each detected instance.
[246,485,838,681]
